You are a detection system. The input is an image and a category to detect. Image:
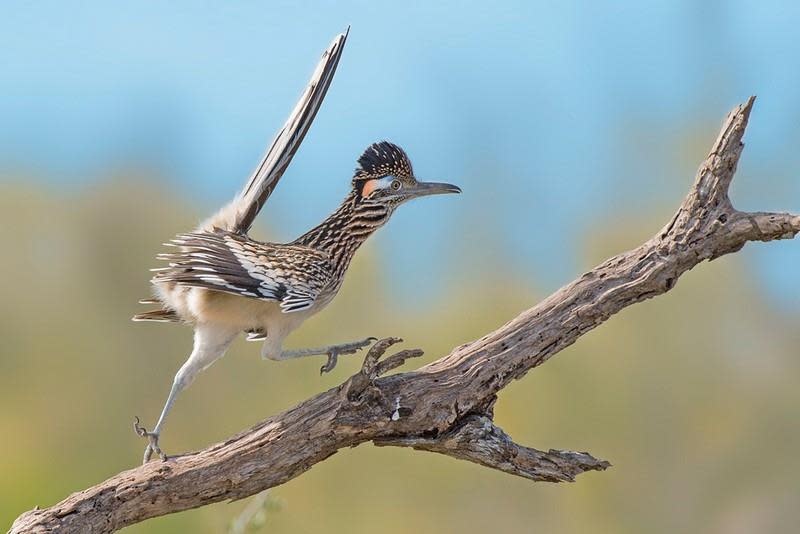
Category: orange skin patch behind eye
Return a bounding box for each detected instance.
[361,179,379,198]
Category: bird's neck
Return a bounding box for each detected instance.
[293,192,390,275]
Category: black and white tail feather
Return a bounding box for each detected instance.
[203,28,348,235]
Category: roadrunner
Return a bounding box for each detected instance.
[132,30,460,463]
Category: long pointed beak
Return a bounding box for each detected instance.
[407,181,462,198]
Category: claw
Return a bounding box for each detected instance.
[134,416,167,463]
[319,337,377,374]
[133,416,143,435]
[320,351,339,375]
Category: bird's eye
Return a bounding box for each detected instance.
[390,179,402,191]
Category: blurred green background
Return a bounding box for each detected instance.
[2,1,800,533]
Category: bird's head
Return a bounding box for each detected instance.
[352,141,461,210]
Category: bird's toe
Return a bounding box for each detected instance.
[340,337,377,355]
[320,351,339,374]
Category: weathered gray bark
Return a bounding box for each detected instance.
[10,97,800,533]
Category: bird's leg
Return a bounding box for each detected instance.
[277,337,377,374]
[135,325,237,463]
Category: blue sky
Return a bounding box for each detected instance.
[1,1,799,307]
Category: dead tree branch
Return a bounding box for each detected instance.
[10,97,800,533]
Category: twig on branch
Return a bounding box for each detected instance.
[10,97,800,534]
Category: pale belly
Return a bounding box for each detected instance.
[155,281,318,336]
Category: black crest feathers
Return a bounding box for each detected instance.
[353,141,413,182]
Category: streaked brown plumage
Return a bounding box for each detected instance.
[132,31,460,463]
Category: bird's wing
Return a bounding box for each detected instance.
[153,231,333,313]
[209,28,348,235]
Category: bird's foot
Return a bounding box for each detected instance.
[134,416,167,464]
[321,337,377,374]
[343,337,425,401]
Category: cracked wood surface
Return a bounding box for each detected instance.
[9,97,800,533]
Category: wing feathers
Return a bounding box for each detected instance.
[152,231,332,313]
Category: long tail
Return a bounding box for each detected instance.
[202,28,349,234]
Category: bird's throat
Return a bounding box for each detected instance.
[293,192,390,276]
